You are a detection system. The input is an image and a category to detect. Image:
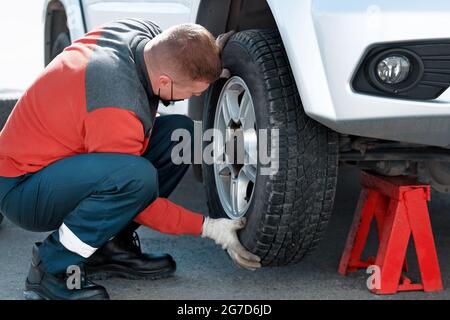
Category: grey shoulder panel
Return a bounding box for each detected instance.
[84,19,161,136]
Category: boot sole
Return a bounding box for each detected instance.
[85,264,175,281]
[24,280,109,300]
[23,289,46,300]
[24,280,59,300]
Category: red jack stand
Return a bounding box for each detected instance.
[339,171,443,295]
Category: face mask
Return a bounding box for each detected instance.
[158,80,184,107]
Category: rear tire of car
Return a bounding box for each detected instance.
[202,29,339,266]
[50,32,71,62]
[0,96,19,130]
[0,93,20,227]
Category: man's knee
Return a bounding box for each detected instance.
[168,115,195,162]
[170,115,194,137]
[112,156,159,204]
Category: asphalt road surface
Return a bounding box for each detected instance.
[1,166,450,300]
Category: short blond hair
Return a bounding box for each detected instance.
[151,23,222,83]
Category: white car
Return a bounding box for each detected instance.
[41,0,450,267]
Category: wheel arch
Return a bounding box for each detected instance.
[189,0,281,182]
[188,0,279,122]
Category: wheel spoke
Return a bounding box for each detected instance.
[213,130,225,163]
[225,90,241,123]
[239,91,251,125]
[244,107,256,131]
[230,179,239,215]
[215,130,240,177]
[244,129,258,165]
[242,164,257,183]
[240,93,256,130]
[221,98,232,126]
[217,161,229,176]
[216,106,226,132]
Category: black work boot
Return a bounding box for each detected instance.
[85,232,176,280]
[23,243,109,300]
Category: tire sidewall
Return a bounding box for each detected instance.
[50,32,71,61]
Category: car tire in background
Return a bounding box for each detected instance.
[0,91,20,227]
[50,32,71,62]
[202,29,339,266]
[0,91,20,130]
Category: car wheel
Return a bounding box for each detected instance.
[50,32,71,62]
[0,93,20,227]
[202,29,339,266]
[0,91,20,130]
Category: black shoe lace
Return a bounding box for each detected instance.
[112,230,143,254]
[120,231,142,254]
[131,232,141,253]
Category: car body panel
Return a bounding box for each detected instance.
[268,0,450,147]
[43,0,86,41]
[45,0,450,146]
[81,0,199,31]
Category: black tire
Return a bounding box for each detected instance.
[0,95,19,130]
[50,32,71,62]
[202,29,339,266]
[0,92,20,227]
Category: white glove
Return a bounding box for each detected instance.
[201,217,262,271]
[215,30,236,52]
[215,30,235,79]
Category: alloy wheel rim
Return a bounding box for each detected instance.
[213,77,258,219]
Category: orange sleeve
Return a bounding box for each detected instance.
[134,198,204,236]
[83,107,146,155]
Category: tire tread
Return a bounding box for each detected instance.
[226,30,338,266]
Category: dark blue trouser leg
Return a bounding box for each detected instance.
[1,153,159,274]
[118,114,194,237]
[0,115,194,275]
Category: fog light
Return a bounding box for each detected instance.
[376,55,411,84]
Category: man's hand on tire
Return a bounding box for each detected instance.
[216,30,235,52]
[216,30,235,79]
[201,217,262,271]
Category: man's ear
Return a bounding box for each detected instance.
[159,75,171,87]
[216,30,236,52]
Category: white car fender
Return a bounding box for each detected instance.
[266,0,336,123]
[43,0,86,41]
[267,0,450,147]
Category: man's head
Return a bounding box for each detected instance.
[144,23,223,102]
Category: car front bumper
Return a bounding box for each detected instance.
[269,0,450,147]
